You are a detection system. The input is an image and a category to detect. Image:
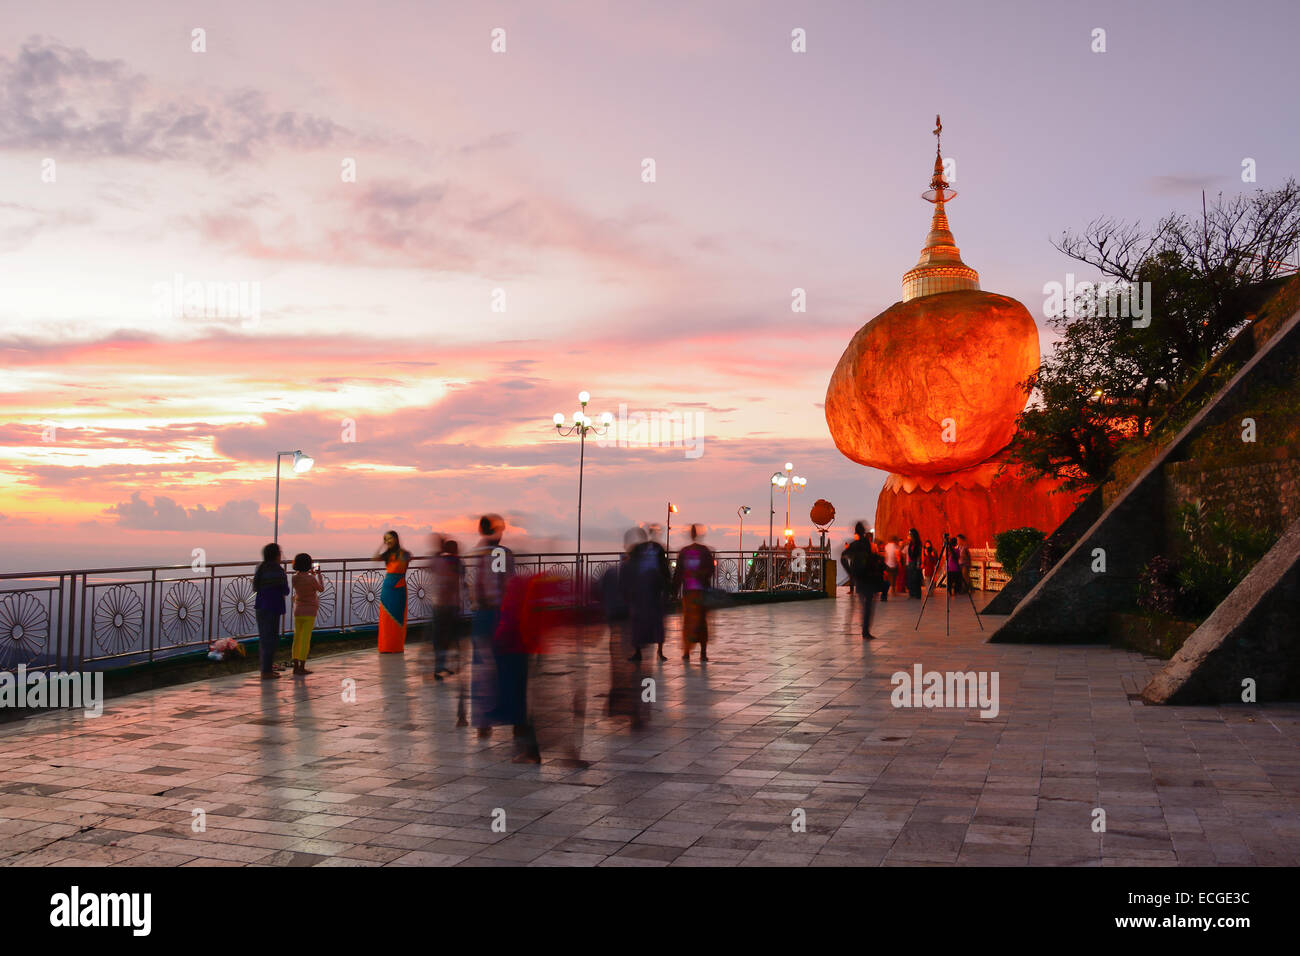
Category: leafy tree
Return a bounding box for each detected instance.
[1009,180,1300,490]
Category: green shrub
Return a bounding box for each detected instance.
[994,527,1046,576]
[1171,501,1277,618]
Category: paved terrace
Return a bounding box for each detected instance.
[1,595,1297,867]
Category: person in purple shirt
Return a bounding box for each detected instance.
[252,542,290,679]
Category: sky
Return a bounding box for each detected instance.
[1,0,1298,573]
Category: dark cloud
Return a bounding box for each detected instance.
[0,38,349,164]
[105,491,270,534]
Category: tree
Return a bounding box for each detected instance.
[1008,180,1300,490]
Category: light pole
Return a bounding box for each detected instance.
[666,502,679,554]
[273,449,314,544]
[784,468,807,543]
[737,505,751,590]
[552,391,612,557]
[769,471,786,590]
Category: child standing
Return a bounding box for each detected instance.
[291,553,324,675]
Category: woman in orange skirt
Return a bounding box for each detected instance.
[373,530,411,653]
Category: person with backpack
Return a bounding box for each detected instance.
[841,522,884,640]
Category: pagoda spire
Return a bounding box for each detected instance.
[901,114,980,302]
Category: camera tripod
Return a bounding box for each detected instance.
[915,532,983,636]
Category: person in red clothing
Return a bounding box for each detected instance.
[672,524,716,663]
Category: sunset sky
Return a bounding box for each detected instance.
[2,0,1298,572]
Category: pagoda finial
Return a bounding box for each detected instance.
[928,114,949,198]
[903,114,979,301]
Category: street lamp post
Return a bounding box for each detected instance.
[273,449,314,544]
[552,391,613,557]
[737,505,751,590]
[666,502,679,554]
[784,471,807,542]
[768,470,786,590]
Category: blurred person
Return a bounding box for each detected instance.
[373,530,412,653]
[906,529,923,599]
[922,540,938,584]
[672,524,715,663]
[430,535,463,681]
[893,537,908,595]
[957,533,973,594]
[470,514,513,738]
[252,542,289,679]
[841,522,884,640]
[623,524,670,662]
[882,535,899,600]
[606,528,646,725]
[492,568,571,763]
[290,552,324,675]
[945,534,962,592]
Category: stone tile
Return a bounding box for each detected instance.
[0,595,1294,867]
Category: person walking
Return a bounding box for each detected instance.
[906,529,923,599]
[672,524,716,663]
[252,542,289,679]
[373,530,411,653]
[841,522,884,640]
[470,514,513,737]
[605,528,645,726]
[289,553,324,675]
[430,535,463,680]
[623,525,669,663]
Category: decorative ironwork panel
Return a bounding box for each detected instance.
[160,580,205,646]
[315,576,337,627]
[219,577,257,638]
[405,568,433,621]
[92,585,145,656]
[0,592,50,670]
[351,570,383,625]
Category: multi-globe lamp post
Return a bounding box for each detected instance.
[767,462,806,589]
[552,391,613,558]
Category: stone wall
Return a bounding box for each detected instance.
[1143,515,1300,704]
[993,303,1300,644]
[1166,454,1300,536]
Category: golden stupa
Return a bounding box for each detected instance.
[825,116,1076,545]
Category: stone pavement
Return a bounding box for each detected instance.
[1,593,1298,867]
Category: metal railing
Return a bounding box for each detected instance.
[0,547,828,673]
